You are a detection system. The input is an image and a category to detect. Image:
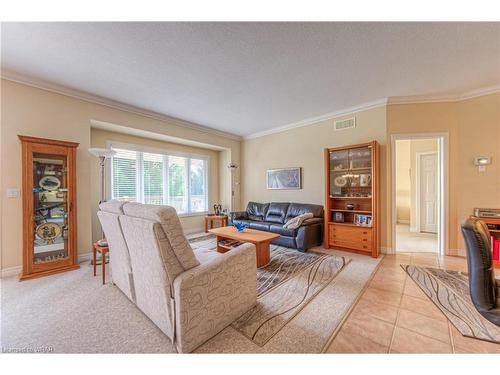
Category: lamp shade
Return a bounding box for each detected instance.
[88,148,116,158]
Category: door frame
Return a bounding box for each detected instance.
[415,151,439,234]
[391,133,449,256]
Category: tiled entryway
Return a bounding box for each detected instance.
[326,253,500,353]
[395,224,438,253]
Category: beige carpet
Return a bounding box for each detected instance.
[1,237,381,353]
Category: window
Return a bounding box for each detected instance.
[143,152,164,205]
[110,145,208,215]
[112,149,137,202]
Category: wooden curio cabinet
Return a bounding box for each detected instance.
[18,136,80,280]
[324,141,379,258]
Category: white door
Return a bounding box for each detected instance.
[419,153,438,233]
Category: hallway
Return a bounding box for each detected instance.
[395,224,438,253]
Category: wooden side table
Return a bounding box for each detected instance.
[93,243,109,285]
[205,215,228,232]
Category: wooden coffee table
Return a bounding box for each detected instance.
[208,226,280,268]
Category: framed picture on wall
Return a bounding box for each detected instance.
[266,167,302,190]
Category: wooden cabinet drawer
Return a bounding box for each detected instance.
[329,224,372,241]
[331,239,372,252]
[328,224,373,252]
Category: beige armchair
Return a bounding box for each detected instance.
[100,201,257,353]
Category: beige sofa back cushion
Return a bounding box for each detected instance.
[119,215,176,336]
[123,202,200,270]
[99,199,127,215]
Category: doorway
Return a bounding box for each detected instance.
[392,134,448,255]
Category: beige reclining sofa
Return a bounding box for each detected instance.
[98,200,257,353]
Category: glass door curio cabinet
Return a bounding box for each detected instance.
[19,136,80,280]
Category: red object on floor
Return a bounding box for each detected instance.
[492,238,500,261]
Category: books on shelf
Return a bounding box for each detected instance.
[491,236,499,261]
[354,214,372,227]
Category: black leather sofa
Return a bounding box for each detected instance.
[229,201,324,251]
[461,216,500,326]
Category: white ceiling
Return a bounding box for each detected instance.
[2,22,499,137]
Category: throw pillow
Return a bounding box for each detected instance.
[283,212,314,229]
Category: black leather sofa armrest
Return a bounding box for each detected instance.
[300,217,323,226]
[296,220,323,251]
[229,211,248,221]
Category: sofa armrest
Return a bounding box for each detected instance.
[229,211,248,222]
[296,221,323,251]
[172,243,257,352]
[300,217,323,226]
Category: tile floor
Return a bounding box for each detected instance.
[326,252,500,353]
[395,224,438,253]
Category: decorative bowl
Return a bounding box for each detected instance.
[233,222,248,233]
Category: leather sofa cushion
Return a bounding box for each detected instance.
[232,219,252,226]
[270,224,297,237]
[246,201,270,221]
[265,202,290,224]
[285,203,324,222]
[248,221,273,231]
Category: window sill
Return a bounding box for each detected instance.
[178,211,209,218]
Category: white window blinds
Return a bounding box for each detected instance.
[143,152,164,205]
[112,148,138,202]
[110,145,208,215]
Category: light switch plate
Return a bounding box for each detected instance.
[7,188,20,198]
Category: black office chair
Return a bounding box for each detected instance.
[461,216,500,326]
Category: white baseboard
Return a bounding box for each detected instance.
[447,248,466,257]
[380,246,394,254]
[1,253,94,278]
[1,266,22,278]
[78,252,92,263]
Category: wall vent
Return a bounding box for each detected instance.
[334,117,356,131]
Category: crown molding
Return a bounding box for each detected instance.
[244,98,388,140]
[1,70,242,141]
[244,84,499,140]
[387,85,500,105]
[459,85,500,101]
[3,70,498,142]
[387,94,457,105]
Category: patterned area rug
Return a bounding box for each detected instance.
[401,264,500,344]
[189,234,350,346]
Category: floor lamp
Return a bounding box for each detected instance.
[227,163,239,212]
[88,147,116,246]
